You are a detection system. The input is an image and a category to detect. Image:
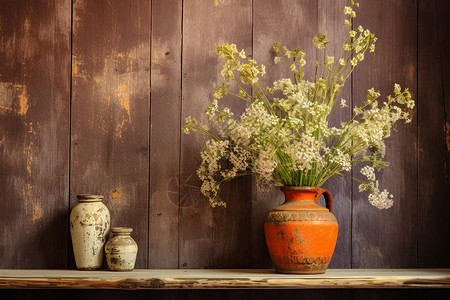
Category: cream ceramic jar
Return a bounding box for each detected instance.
[70,194,110,270]
[105,227,138,271]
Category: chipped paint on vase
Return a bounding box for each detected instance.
[70,194,110,270]
[105,227,138,271]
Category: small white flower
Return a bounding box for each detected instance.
[361,166,376,181]
[368,189,394,209]
[340,98,348,107]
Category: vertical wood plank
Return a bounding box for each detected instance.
[417,0,450,267]
[318,0,352,269]
[0,0,71,268]
[149,0,182,269]
[71,0,150,268]
[352,0,418,268]
[252,0,318,267]
[180,0,253,268]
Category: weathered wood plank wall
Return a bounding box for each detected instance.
[71,0,151,269]
[251,0,318,268]
[352,0,418,268]
[317,0,352,269]
[417,0,450,268]
[0,0,449,284]
[180,0,253,269]
[0,0,71,268]
[149,0,181,269]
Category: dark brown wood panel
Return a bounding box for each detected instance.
[149,0,182,269]
[352,0,418,268]
[180,0,253,268]
[69,290,146,300]
[252,290,350,300]
[179,290,252,300]
[351,289,418,300]
[0,0,71,268]
[318,0,352,269]
[147,291,178,300]
[0,290,67,300]
[252,0,318,267]
[417,0,450,267]
[71,0,150,268]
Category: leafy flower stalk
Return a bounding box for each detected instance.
[183,1,414,209]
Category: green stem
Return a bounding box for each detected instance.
[227,91,252,103]
[191,126,220,141]
[231,74,252,99]
[255,82,274,113]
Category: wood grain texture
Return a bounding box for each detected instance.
[0,0,448,281]
[251,0,318,268]
[417,0,450,268]
[179,0,253,268]
[0,0,71,268]
[318,0,352,269]
[149,0,182,269]
[0,269,449,290]
[351,0,418,268]
[71,0,150,268]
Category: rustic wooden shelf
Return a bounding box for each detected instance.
[0,269,449,290]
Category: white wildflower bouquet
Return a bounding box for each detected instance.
[183,1,414,209]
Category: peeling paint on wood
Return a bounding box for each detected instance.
[71,0,150,269]
[0,0,71,268]
[23,122,35,176]
[0,82,29,115]
[446,121,450,151]
[72,55,89,81]
[112,190,121,199]
[32,202,43,222]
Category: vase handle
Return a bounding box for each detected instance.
[315,188,333,213]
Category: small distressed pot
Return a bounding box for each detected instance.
[264,186,338,274]
[105,227,138,271]
[70,194,110,270]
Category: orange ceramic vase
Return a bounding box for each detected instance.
[264,186,338,274]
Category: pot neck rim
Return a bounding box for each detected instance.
[280,186,323,204]
[281,186,319,193]
[111,227,133,235]
[77,194,104,202]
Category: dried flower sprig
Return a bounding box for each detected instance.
[183,1,414,209]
